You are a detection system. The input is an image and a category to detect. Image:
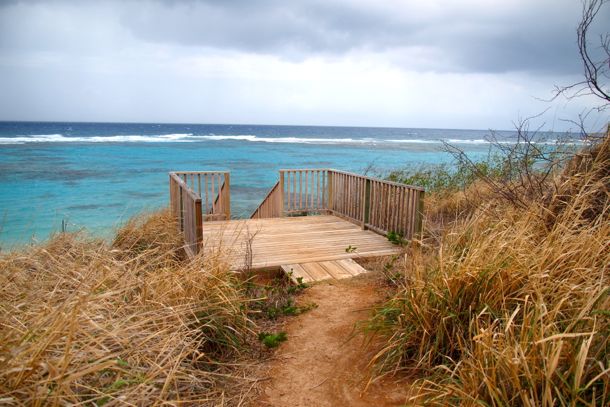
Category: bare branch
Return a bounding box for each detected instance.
[552,0,609,109]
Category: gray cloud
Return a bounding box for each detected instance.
[0,0,607,129]
[115,0,592,74]
[0,0,597,75]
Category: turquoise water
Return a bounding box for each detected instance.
[0,121,557,246]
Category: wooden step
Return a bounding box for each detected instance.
[281,258,369,284]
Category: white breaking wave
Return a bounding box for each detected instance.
[202,135,541,145]
[387,139,439,144]
[0,133,584,146]
[0,133,195,144]
[0,133,384,145]
[199,134,376,144]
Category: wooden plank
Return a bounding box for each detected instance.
[231,249,401,271]
[300,262,333,281]
[280,259,370,283]
[336,258,368,276]
[319,260,352,279]
[281,263,314,284]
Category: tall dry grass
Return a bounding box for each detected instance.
[0,211,257,406]
[368,137,609,406]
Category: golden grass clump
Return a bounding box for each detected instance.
[369,138,609,406]
[0,210,255,405]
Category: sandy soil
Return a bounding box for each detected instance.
[255,273,412,407]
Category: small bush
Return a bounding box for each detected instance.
[386,231,404,245]
[258,332,288,348]
[386,154,510,194]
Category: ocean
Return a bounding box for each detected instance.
[0,121,562,247]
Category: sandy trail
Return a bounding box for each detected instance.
[256,273,410,407]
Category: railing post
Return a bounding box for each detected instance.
[195,198,203,254]
[224,172,231,220]
[179,184,184,232]
[327,170,334,213]
[169,174,173,212]
[279,170,285,217]
[169,174,176,219]
[362,178,371,229]
[415,190,425,240]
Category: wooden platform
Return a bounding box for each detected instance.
[201,215,401,271]
[281,258,369,283]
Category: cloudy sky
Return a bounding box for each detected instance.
[0,0,608,130]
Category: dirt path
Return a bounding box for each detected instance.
[256,273,410,407]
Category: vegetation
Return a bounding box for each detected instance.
[258,332,288,349]
[386,157,503,194]
[246,271,314,321]
[0,211,306,405]
[386,231,404,245]
[367,134,610,405]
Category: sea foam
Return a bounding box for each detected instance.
[0,133,581,146]
[0,133,195,144]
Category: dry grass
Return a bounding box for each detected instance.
[368,137,610,406]
[0,211,259,406]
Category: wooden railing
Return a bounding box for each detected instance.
[251,181,281,219]
[170,167,424,257]
[169,171,230,257]
[281,169,329,215]
[173,171,231,220]
[210,178,230,220]
[250,169,425,240]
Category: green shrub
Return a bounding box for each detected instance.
[258,332,288,348]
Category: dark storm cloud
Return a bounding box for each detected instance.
[118,0,591,74]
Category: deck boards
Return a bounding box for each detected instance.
[281,258,369,283]
[201,215,400,271]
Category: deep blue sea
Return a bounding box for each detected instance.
[0,121,563,247]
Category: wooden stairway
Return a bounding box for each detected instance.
[281,258,369,284]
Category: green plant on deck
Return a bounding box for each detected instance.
[345,245,357,253]
[258,331,287,348]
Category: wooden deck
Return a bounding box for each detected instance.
[201,215,401,271]
[171,169,424,258]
